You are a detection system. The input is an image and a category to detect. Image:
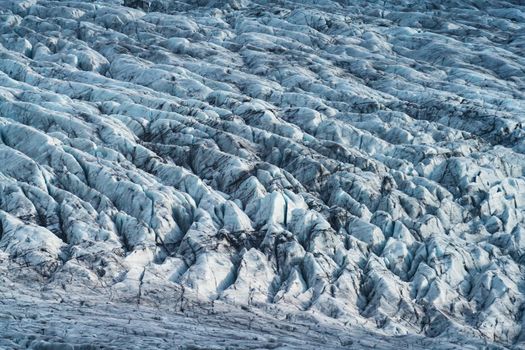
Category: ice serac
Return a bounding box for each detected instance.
[0,0,524,348]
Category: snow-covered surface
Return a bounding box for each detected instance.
[0,0,524,348]
[0,269,491,350]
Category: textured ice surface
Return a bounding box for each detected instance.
[0,0,524,348]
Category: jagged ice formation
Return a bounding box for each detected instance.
[0,0,524,348]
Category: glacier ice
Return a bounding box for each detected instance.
[0,0,524,348]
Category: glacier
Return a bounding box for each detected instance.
[0,0,524,348]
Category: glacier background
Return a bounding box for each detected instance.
[0,0,524,348]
